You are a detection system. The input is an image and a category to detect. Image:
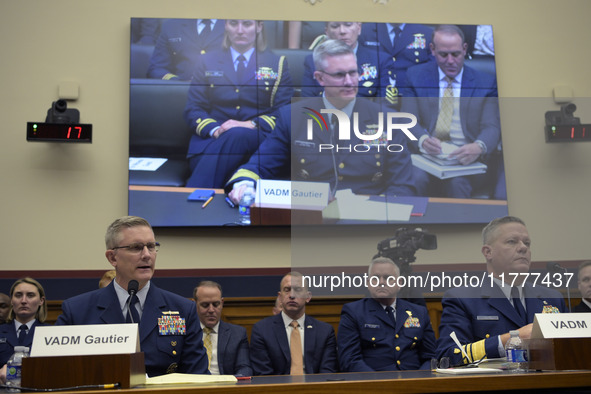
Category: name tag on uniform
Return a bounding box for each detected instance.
[205,70,224,77]
[477,315,499,321]
[294,140,315,149]
[0,338,6,344]
[364,324,380,329]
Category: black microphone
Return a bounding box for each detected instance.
[547,262,567,274]
[546,262,571,312]
[126,280,139,323]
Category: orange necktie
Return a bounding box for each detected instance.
[290,320,304,375]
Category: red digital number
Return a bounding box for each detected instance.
[67,126,72,139]
[66,126,83,139]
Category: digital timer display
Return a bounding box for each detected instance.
[26,122,92,143]
[545,124,591,142]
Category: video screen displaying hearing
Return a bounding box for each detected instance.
[128,18,508,227]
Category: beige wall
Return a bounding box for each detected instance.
[1,0,590,272]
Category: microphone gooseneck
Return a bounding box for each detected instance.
[126,280,140,323]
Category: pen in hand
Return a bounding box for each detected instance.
[201,195,214,209]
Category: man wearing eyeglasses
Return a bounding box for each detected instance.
[301,22,396,105]
[226,39,416,204]
[56,216,209,377]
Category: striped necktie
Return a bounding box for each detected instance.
[434,76,454,141]
[203,326,213,368]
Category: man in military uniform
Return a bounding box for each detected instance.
[436,216,565,366]
[359,23,433,97]
[338,257,436,371]
[226,39,415,202]
[148,18,225,80]
[56,216,209,377]
[183,20,294,188]
[301,22,397,106]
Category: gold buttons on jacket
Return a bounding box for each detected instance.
[395,346,400,351]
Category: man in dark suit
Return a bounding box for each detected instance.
[436,216,565,366]
[249,272,338,375]
[338,257,435,371]
[400,24,503,198]
[359,23,433,94]
[55,216,209,377]
[301,22,396,105]
[226,38,416,203]
[574,260,591,312]
[193,281,252,376]
[148,18,225,80]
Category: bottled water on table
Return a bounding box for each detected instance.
[6,346,29,392]
[505,330,527,372]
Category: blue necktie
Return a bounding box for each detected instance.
[236,55,247,84]
[386,306,396,326]
[126,294,140,324]
[18,325,27,345]
[511,287,526,324]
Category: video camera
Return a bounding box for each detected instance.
[376,228,437,276]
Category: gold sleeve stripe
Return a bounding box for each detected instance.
[260,115,276,129]
[462,339,487,364]
[228,169,260,184]
[270,56,285,108]
[196,118,216,136]
[308,34,327,50]
[162,73,178,80]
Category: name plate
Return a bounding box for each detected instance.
[256,180,329,208]
[31,324,140,357]
[531,313,591,339]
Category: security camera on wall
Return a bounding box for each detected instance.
[45,99,80,124]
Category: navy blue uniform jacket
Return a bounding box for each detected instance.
[184,48,293,155]
[301,44,395,100]
[338,297,435,371]
[359,23,433,91]
[0,320,45,365]
[249,313,338,375]
[55,281,209,377]
[148,18,225,80]
[436,281,565,365]
[227,97,416,196]
[217,320,253,376]
[400,61,501,160]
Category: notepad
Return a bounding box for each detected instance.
[187,189,215,202]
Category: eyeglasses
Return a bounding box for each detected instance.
[112,242,160,253]
[318,69,359,81]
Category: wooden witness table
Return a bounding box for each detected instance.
[39,369,591,394]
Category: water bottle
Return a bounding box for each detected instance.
[238,183,256,225]
[6,346,29,392]
[505,330,527,372]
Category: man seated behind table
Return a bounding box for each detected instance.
[56,216,209,377]
[338,257,435,371]
[226,38,416,203]
[0,293,9,325]
[301,21,397,106]
[574,260,591,312]
[436,216,565,366]
[193,280,252,376]
[249,272,338,375]
[0,278,48,383]
[400,24,502,199]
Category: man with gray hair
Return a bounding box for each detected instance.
[436,215,565,366]
[338,257,435,371]
[227,38,415,203]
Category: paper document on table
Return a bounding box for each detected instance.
[323,189,413,221]
[435,367,503,375]
[145,373,237,385]
[129,157,168,171]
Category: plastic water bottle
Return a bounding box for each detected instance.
[505,330,527,372]
[6,346,29,392]
[238,183,256,225]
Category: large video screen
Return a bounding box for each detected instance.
[129,19,508,227]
